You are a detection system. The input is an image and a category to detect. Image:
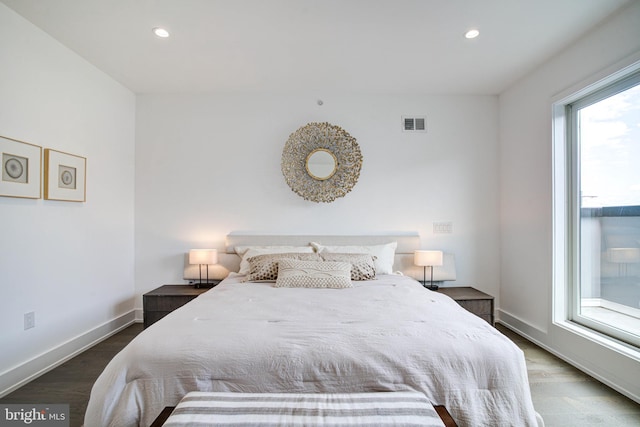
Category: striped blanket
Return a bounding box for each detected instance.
[162,391,445,426]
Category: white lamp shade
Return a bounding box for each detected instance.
[608,248,640,263]
[189,249,218,265]
[414,250,443,267]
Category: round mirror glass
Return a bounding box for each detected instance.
[306,149,337,180]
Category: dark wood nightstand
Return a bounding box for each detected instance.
[436,286,494,325]
[143,284,217,328]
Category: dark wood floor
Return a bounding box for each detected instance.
[1,322,638,427]
[0,323,143,427]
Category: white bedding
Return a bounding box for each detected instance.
[85,274,541,427]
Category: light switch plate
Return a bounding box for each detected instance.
[433,221,453,234]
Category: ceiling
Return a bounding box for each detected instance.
[2,0,633,95]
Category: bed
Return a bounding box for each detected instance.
[84,234,542,427]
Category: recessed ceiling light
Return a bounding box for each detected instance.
[153,27,170,38]
[464,29,480,39]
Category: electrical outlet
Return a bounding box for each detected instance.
[433,221,453,234]
[24,312,35,330]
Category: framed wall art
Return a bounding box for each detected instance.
[0,135,42,199]
[44,149,86,202]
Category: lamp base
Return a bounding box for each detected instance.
[194,263,218,289]
[420,281,439,291]
[193,282,217,289]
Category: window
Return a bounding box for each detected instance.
[558,68,640,347]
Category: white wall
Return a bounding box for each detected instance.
[499,1,640,402]
[0,4,136,394]
[135,93,500,301]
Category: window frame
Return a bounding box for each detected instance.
[553,62,640,350]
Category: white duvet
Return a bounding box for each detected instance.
[85,275,541,427]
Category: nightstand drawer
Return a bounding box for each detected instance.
[144,311,173,327]
[457,299,492,316]
[143,285,212,328]
[144,295,196,311]
[476,314,493,324]
[435,286,495,326]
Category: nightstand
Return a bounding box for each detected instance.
[143,284,217,328]
[436,287,494,325]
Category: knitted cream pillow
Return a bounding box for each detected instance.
[318,253,376,281]
[244,252,322,282]
[275,259,352,288]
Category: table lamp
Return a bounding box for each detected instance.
[189,249,218,288]
[414,250,443,290]
[608,247,640,276]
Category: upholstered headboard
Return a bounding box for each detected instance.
[184,233,456,283]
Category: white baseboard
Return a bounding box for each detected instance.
[497,309,548,338]
[0,310,139,397]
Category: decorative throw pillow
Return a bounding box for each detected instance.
[310,241,397,275]
[319,253,376,281]
[235,245,315,275]
[244,252,322,282]
[275,259,352,288]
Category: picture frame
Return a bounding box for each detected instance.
[0,135,42,199]
[44,149,87,202]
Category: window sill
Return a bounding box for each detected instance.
[554,319,640,361]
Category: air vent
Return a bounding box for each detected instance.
[402,116,427,132]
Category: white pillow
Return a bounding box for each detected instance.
[310,241,397,275]
[235,245,314,275]
[275,259,352,288]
